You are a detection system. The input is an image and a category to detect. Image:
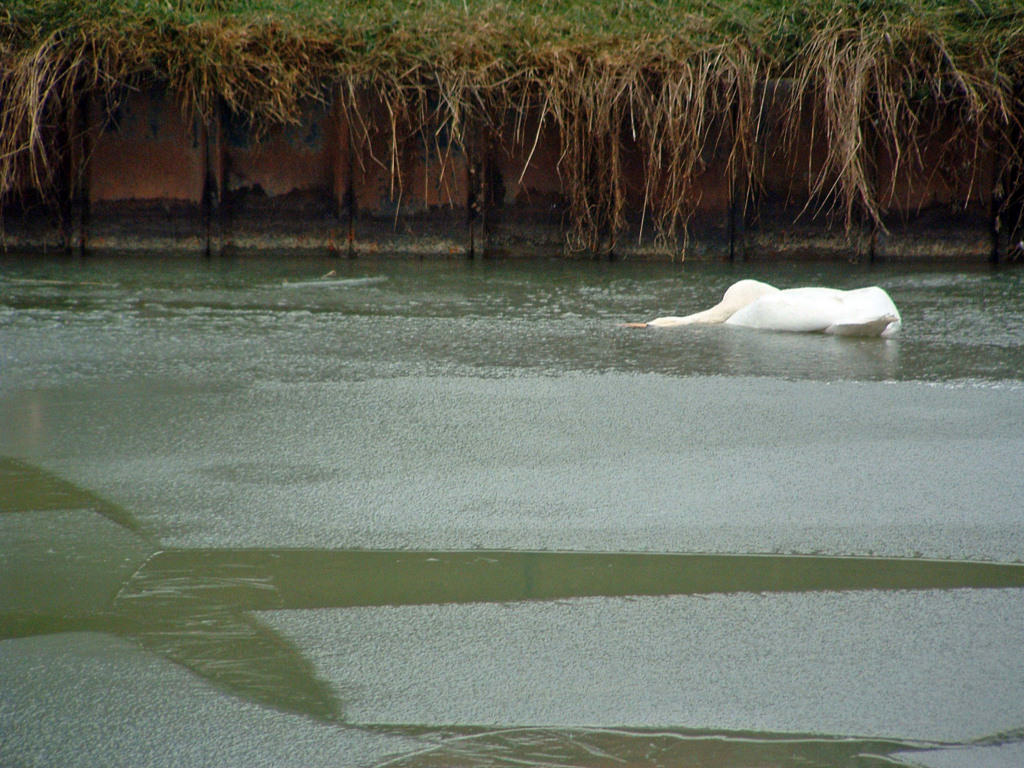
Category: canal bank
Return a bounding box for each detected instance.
[2,1,1024,260]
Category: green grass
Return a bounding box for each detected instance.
[3,0,1023,252]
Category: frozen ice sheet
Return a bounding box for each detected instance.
[263,588,1024,743]
[0,632,425,768]
[893,741,1024,768]
[6,376,1023,561]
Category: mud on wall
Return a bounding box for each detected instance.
[1,84,1019,261]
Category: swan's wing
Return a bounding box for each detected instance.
[725,288,845,332]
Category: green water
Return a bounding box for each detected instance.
[2,255,1024,767]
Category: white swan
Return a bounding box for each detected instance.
[628,279,901,337]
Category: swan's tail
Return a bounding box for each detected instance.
[826,314,901,337]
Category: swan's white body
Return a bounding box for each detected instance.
[644,279,901,337]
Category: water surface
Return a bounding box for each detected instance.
[2,254,1023,767]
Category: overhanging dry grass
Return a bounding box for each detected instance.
[2,0,1023,253]
[784,3,1020,230]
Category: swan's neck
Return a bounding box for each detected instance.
[644,279,779,327]
[689,280,779,323]
[645,305,728,327]
[681,303,737,324]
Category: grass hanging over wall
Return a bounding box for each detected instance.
[2,0,1023,253]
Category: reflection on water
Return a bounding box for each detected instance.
[3,456,1024,767]
[123,548,1024,614]
[371,726,940,768]
[0,457,142,532]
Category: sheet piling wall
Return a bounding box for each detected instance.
[1,84,1017,261]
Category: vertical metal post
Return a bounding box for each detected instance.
[203,100,224,258]
[68,92,90,256]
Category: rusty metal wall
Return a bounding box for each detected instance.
[0,85,1015,261]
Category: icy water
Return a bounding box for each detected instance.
[2,254,1024,768]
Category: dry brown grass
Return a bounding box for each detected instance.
[2,0,1023,254]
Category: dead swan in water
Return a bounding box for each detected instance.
[626,279,901,337]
